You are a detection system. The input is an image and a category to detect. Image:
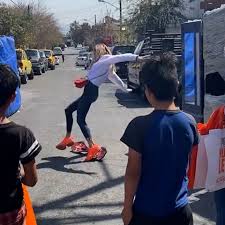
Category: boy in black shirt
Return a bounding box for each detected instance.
[0,65,41,225]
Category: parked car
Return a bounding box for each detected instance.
[16,48,34,82]
[53,47,63,56]
[111,45,135,78]
[78,49,87,56]
[127,40,145,92]
[39,50,48,72]
[55,56,60,65]
[127,33,182,99]
[84,53,93,70]
[18,66,27,84]
[42,49,56,70]
[76,52,91,67]
[25,49,45,75]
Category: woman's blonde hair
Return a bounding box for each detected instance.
[93,43,111,62]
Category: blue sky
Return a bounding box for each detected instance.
[5,0,124,33]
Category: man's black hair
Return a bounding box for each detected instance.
[0,64,19,108]
[140,52,179,101]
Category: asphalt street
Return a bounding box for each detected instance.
[13,48,216,225]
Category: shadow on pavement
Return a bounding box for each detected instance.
[190,190,216,222]
[36,213,121,225]
[37,155,96,175]
[115,90,150,109]
[34,176,124,224]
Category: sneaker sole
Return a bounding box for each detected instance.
[56,142,74,151]
[96,148,107,161]
[56,146,67,150]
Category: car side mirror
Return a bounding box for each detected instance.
[28,57,32,60]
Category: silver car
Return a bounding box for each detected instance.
[76,52,91,67]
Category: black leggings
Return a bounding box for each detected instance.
[65,81,99,139]
[129,205,193,225]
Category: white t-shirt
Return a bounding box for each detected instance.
[87,54,138,91]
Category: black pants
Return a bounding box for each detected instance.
[129,205,193,225]
[65,81,99,139]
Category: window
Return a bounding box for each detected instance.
[134,41,144,55]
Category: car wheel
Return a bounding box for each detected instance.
[28,70,34,80]
[127,76,136,93]
[51,65,55,70]
[20,74,28,84]
[38,68,42,75]
[127,76,132,89]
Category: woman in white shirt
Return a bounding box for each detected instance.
[56,43,143,161]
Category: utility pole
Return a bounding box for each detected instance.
[94,15,97,44]
[98,0,122,43]
[119,0,122,44]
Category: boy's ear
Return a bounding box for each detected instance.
[7,93,16,105]
[11,92,16,102]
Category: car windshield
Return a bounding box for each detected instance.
[79,50,87,56]
[16,51,22,60]
[79,53,88,57]
[53,48,62,54]
[112,46,135,55]
[26,50,38,58]
[44,51,51,58]
[39,51,45,57]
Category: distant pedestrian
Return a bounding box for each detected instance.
[56,43,145,161]
[0,65,41,225]
[121,52,199,225]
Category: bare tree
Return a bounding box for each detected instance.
[127,0,186,39]
[0,1,63,49]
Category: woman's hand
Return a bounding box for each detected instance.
[122,207,133,225]
[137,55,152,62]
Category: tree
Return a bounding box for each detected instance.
[127,0,186,39]
[69,21,94,46]
[0,1,63,48]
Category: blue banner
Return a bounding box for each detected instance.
[0,36,21,117]
[184,32,196,104]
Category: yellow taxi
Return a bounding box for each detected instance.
[42,49,56,70]
[16,49,34,82]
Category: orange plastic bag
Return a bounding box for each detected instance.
[188,105,225,189]
[23,185,37,225]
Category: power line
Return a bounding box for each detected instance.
[8,0,19,7]
[5,0,24,9]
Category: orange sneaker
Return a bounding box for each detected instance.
[56,137,74,150]
[96,147,107,161]
[84,144,101,162]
